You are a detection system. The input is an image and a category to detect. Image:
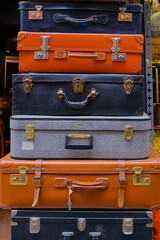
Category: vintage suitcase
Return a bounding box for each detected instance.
[19,2,143,34]
[0,146,160,209]
[12,73,145,116]
[11,210,153,240]
[28,0,126,2]
[10,114,150,160]
[17,32,144,74]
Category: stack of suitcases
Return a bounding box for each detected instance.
[0,0,159,239]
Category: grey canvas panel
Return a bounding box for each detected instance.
[10,114,151,160]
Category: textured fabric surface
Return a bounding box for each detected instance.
[10,115,150,160]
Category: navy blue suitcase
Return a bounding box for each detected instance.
[19,2,143,34]
[12,73,145,116]
[11,210,153,240]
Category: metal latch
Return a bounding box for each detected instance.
[29,5,43,20]
[111,38,126,62]
[124,126,133,140]
[34,36,50,60]
[123,218,133,235]
[78,218,86,231]
[133,167,151,186]
[30,217,40,234]
[10,166,28,185]
[118,7,132,22]
[123,77,134,95]
[23,76,33,94]
[72,78,85,94]
[26,125,35,140]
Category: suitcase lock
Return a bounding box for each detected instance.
[23,76,33,94]
[29,5,43,20]
[133,167,151,186]
[34,36,50,60]
[123,77,134,95]
[111,38,126,62]
[118,8,132,22]
[123,218,133,235]
[30,217,40,234]
[10,166,28,185]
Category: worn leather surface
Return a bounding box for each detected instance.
[12,73,145,116]
[19,2,142,34]
[0,146,160,209]
[17,32,144,74]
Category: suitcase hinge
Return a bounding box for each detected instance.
[26,125,35,139]
[30,217,40,234]
[133,167,151,186]
[124,126,133,140]
[118,7,132,22]
[123,77,134,95]
[29,5,43,20]
[34,36,50,60]
[23,76,33,94]
[111,38,126,62]
[10,166,28,185]
[72,78,85,94]
[123,218,133,235]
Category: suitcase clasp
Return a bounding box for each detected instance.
[111,38,126,62]
[118,7,132,22]
[72,78,85,94]
[123,218,133,235]
[26,125,35,140]
[10,166,28,185]
[123,77,134,95]
[23,76,33,94]
[133,167,151,186]
[29,5,43,20]
[30,217,40,234]
[124,126,133,140]
[34,36,50,60]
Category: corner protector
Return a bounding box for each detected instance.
[135,35,144,45]
[11,210,18,218]
[147,211,153,219]
[17,32,28,42]
[11,221,18,227]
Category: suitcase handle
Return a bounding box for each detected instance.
[65,134,93,149]
[72,179,108,189]
[57,88,98,109]
[53,13,109,25]
[55,51,106,60]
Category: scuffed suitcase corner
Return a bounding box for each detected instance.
[0,154,13,169]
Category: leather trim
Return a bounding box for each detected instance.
[118,160,127,208]
[32,160,43,207]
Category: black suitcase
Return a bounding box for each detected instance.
[12,73,145,116]
[11,210,153,240]
[19,2,143,34]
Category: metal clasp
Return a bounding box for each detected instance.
[10,166,28,185]
[78,218,86,231]
[123,77,134,95]
[123,218,133,235]
[111,38,126,62]
[118,7,132,22]
[72,78,85,94]
[23,76,33,94]
[124,126,133,140]
[133,167,151,186]
[29,5,43,20]
[26,125,35,140]
[34,36,50,60]
[30,217,40,234]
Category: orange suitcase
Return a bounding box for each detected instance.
[17,32,143,74]
[0,146,159,210]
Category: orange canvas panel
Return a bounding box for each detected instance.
[17,32,144,74]
[0,146,159,210]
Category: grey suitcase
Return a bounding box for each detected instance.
[10,114,151,160]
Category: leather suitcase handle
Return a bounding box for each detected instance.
[72,179,108,189]
[57,88,98,109]
[54,51,106,61]
[53,14,109,25]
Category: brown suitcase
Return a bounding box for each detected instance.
[0,146,160,210]
[17,32,144,74]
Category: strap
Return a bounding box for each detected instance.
[118,160,127,208]
[32,160,43,207]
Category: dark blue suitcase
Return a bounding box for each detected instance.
[12,73,145,116]
[11,210,153,240]
[19,2,143,34]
